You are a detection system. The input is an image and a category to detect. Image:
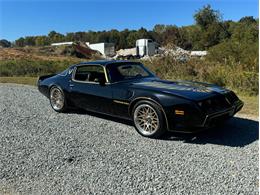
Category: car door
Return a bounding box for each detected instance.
[68,64,113,114]
[110,82,134,118]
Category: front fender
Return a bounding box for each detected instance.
[128,89,204,131]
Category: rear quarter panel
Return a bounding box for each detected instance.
[38,72,71,98]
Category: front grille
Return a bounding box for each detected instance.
[205,112,231,127]
[198,95,230,114]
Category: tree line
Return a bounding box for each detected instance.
[1,5,258,52]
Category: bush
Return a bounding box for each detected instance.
[0,59,81,77]
[142,56,258,95]
[0,55,258,95]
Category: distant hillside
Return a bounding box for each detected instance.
[0,47,75,61]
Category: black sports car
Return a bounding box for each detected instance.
[38,60,244,138]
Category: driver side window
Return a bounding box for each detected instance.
[73,65,106,83]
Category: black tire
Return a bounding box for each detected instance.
[49,86,68,113]
[132,100,166,138]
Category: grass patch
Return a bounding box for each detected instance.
[0,59,81,77]
[239,95,259,117]
[0,77,38,86]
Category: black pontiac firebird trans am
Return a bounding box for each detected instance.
[38,60,244,138]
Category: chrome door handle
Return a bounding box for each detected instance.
[69,84,74,87]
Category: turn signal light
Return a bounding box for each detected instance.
[175,110,184,115]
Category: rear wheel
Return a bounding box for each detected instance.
[132,100,166,138]
[49,86,67,112]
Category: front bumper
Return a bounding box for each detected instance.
[168,100,244,133]
[201,100,244,127]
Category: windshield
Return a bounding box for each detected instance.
[106,63,154,83]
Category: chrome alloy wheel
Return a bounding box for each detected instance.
[50,87,64,110]
[134,104,160,136]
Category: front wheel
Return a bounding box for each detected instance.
[132,100,166,138]
[49,86,67,112]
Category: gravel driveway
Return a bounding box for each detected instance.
[0,84,258,194]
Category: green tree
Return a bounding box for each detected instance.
[15,37,25,47]
[160,25,190,49]
[24,36,36,46]
[108,29,120,49]
[0,39,11,47]
[65,32,75,41]
[201,23,223,48]
[35,36,50,46]
[48,31,64,43]
[183,25,203,50]
[239,16,256,24]
[118,29,129,49]
[207,16,258,70]
[232,19,258,43]
[153,24,166,34]
[194,5,221,30]
[74,32,87,41]
[137,27,150,39]
[126,31,138,47]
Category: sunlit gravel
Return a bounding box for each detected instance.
[0,84,258,194]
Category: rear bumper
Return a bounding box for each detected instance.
[37,74,57,98]
[37,79,50,98]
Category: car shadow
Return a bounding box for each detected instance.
[68,109,258,147]
[161,117,259,147]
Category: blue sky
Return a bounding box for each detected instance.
[0,0,258,41]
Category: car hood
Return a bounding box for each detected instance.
[130,78,229,101]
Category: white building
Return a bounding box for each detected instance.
[86,42,115,57]
[136,39,158,56]
[190,51,207,57]
[51,42,73,46]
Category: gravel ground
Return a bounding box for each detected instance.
[0,84,258,194]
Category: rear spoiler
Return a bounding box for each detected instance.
[38,74,56,81]
[37,74,56,86]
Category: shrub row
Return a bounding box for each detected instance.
[0,56,258,95]
[0,59,81,77]
[142,56,258,95]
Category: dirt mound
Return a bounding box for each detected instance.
[0,42,102,61]
[72,42,102,58]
